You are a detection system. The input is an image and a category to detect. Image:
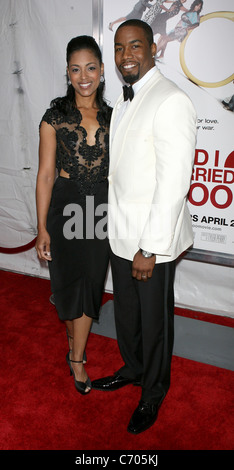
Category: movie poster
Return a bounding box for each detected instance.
[102,0,234,256]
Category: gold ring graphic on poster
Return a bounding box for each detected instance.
[179,11,234,88]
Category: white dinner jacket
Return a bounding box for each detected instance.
[108,69,197,264]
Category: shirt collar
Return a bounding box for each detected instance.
[132,65,157,96]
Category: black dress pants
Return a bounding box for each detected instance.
[110,249,176,404]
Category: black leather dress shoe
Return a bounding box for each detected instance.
[127,399,163,434]
[92,373,139,391]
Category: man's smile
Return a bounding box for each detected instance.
[121,62,138,71]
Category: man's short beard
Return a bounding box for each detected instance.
[123,72,140,85]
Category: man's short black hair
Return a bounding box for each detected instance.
[115,19,154,46]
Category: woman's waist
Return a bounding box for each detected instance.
[50,176,108,207]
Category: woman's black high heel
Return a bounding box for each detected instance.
[66,353,92,395]
[66,329,87,363]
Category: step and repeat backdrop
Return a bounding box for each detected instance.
[99,0,234,315]
[101,0,234,258]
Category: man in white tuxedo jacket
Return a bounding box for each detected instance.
[92,19,197,434]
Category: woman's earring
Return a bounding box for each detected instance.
[68,77,71,85]
[100,75,105,83]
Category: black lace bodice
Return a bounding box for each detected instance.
[40,105,111,196]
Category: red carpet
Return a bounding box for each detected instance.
[0,269,233,452]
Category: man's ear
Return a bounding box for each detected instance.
[151,42,157,58]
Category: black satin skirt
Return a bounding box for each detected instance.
[47,176,109,321]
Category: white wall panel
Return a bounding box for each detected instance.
[0,0,93,278]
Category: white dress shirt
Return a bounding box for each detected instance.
[112,65,157,140]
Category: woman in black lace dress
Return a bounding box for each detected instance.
[35,36,112,394]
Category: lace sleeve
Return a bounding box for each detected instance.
[39,107,58,130]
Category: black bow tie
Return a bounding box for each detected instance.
[123,85,134,101]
